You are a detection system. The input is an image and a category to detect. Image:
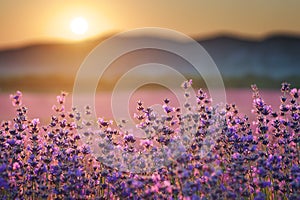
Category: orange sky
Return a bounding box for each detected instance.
[0,0,299,48]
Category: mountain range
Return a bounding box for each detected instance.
[0,34,299,91]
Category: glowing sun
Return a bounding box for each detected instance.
[70,17,88,35]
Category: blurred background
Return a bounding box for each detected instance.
[0,0,299,120]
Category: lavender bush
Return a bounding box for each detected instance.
[0,81,299,199]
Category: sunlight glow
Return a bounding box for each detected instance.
[70,17,88,35]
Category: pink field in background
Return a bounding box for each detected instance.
[0,89,281,123]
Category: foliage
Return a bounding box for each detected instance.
[0,81,299,199]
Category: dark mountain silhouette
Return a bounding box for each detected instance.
[200,35,300,79]
[0,34,299,91]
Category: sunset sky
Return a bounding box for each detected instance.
[0,0,299,49]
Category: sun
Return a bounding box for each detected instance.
[70,17,88,35]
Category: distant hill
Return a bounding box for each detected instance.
[200,35,300,79]
[0,34,299,91]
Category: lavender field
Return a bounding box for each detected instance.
[0,89,281,123]
[0,83,299,199]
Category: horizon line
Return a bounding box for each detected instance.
[1,30,300,51]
